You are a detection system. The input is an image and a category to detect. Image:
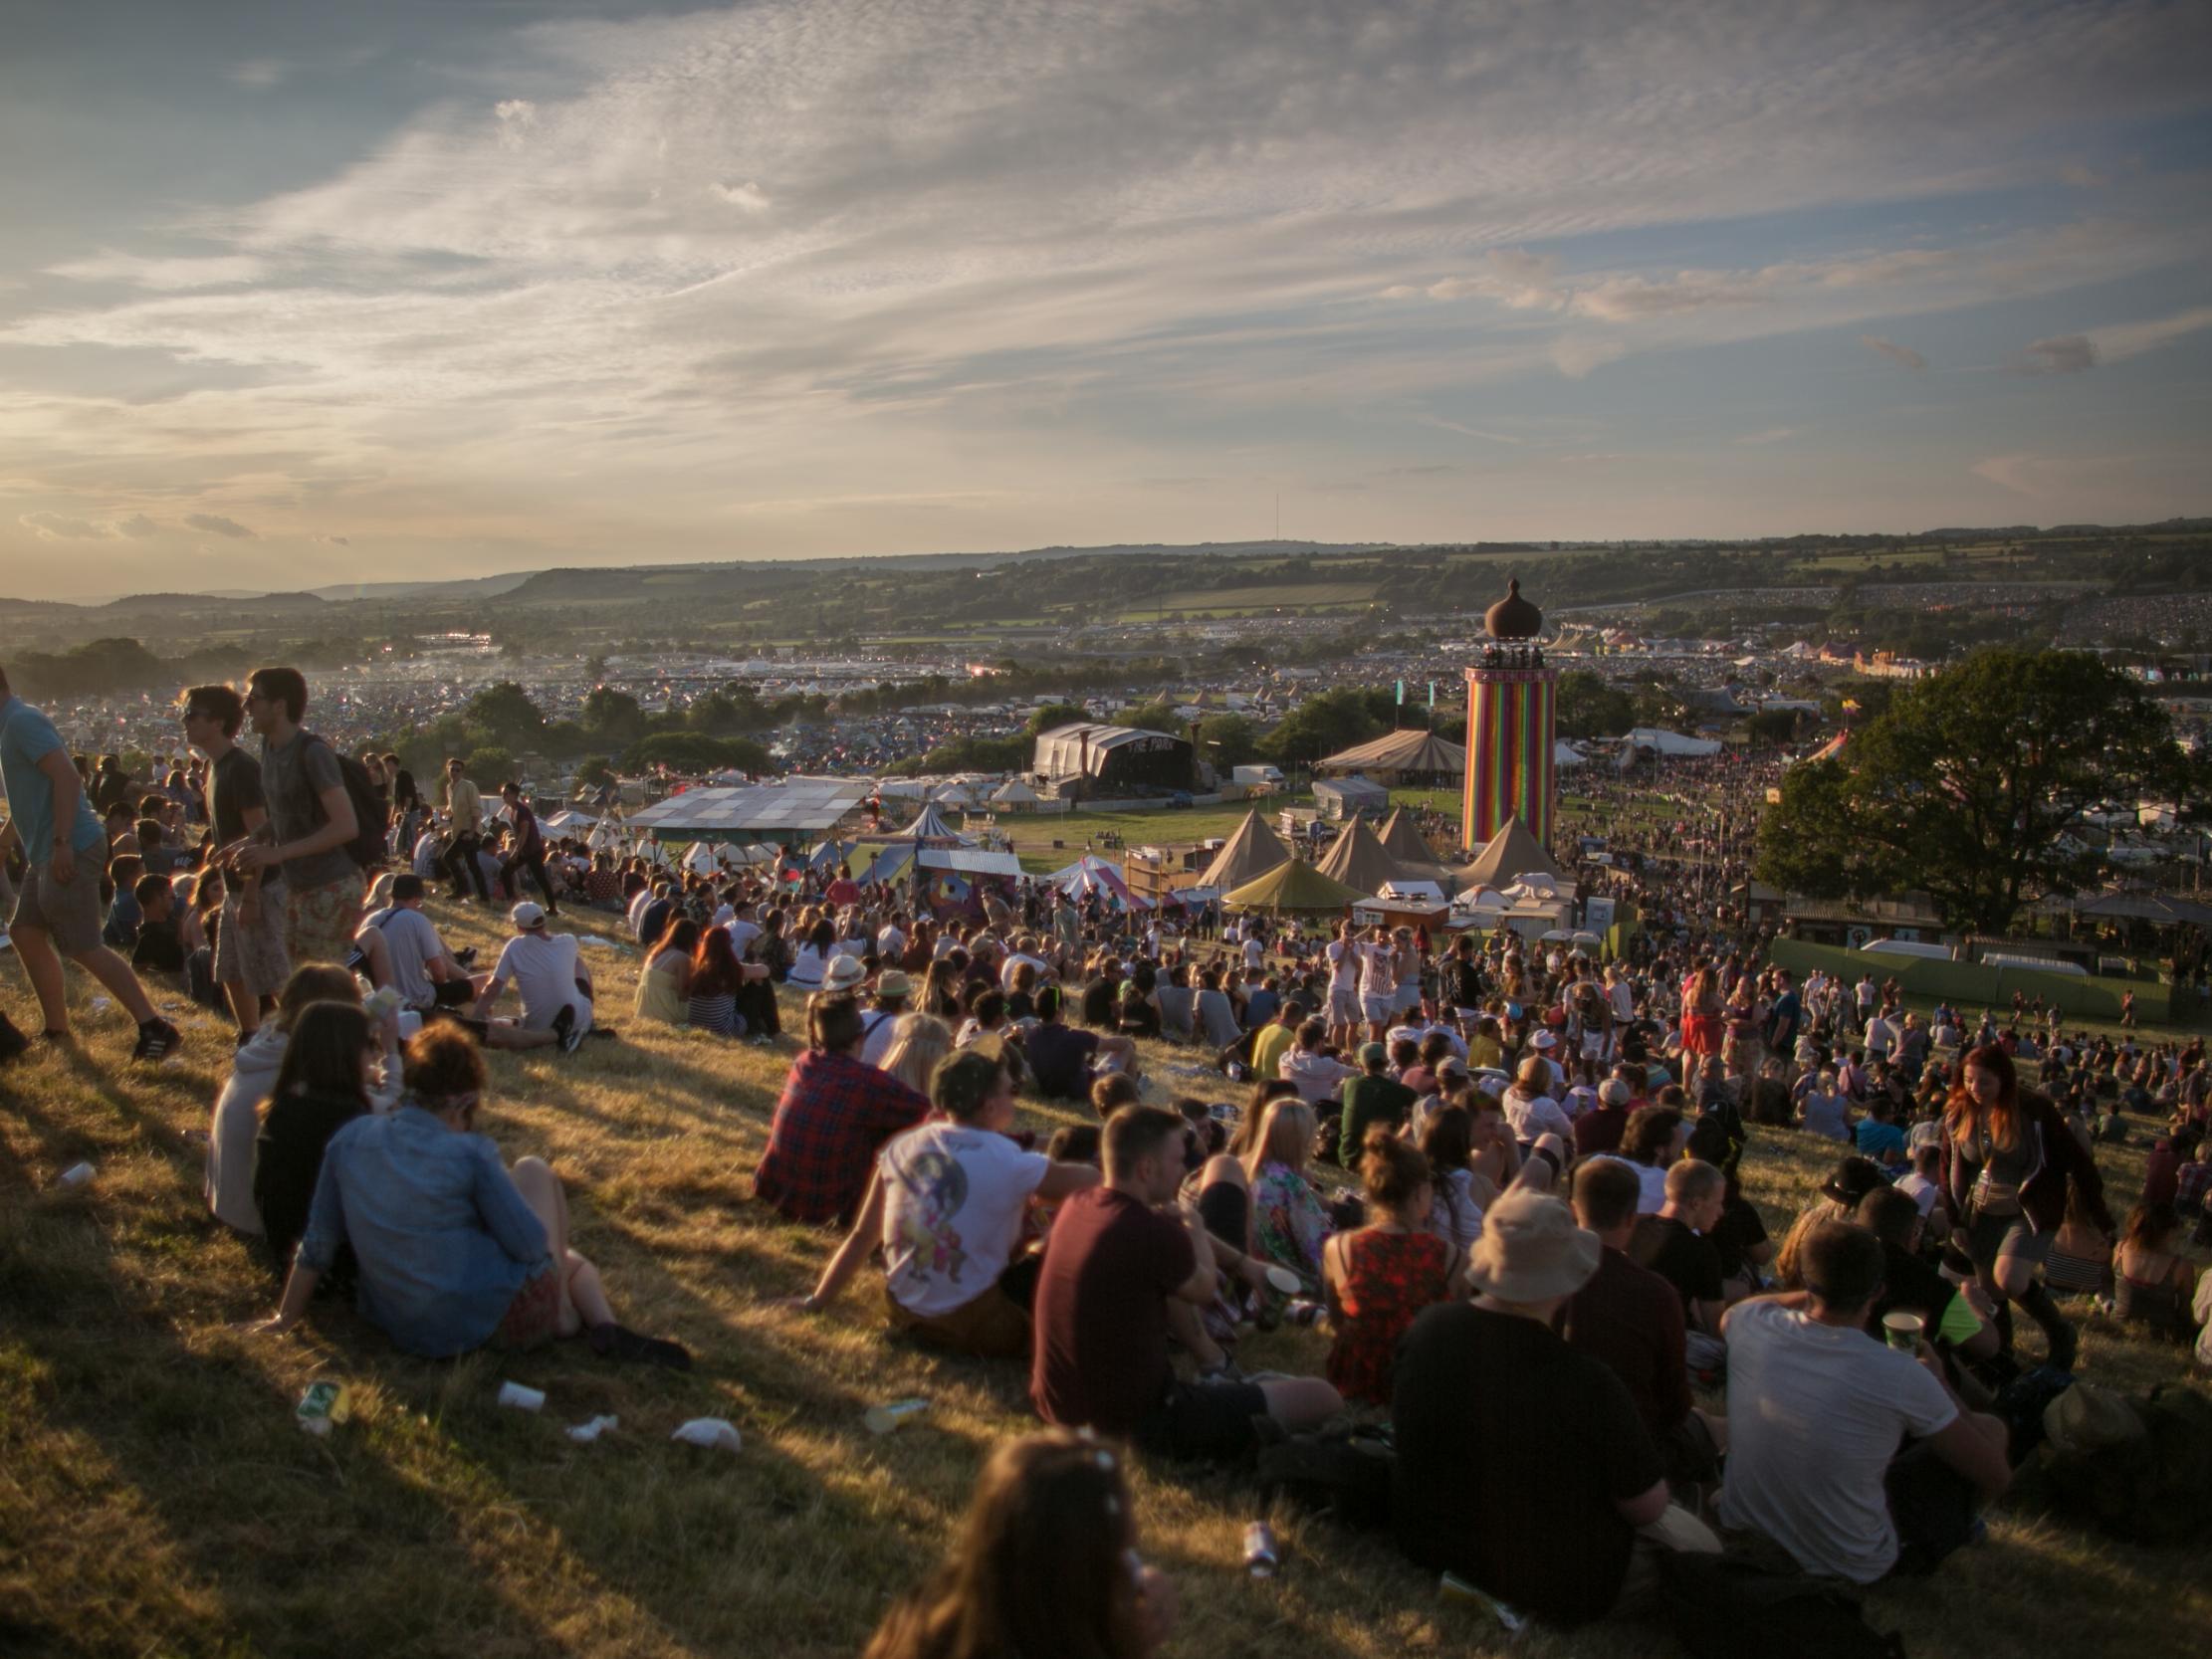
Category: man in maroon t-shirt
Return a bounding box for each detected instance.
[1030,1105,1340,1460]
[1564,1157,1722,1487]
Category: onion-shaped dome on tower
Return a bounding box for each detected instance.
[1484,576,1542,641]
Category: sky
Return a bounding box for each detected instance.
[3,0,2210,599]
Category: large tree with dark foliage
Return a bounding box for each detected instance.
[1757,648,2196,935]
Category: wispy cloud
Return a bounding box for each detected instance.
[2011,334,2098,374]
[182,512,256,537]
[1860,334,1927,370]
[19,511,112,540]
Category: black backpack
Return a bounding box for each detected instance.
[1255,1422,1396,1530]
[304,733,390,872]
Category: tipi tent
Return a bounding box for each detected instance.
[1221,860,1366,915]
[1045,854,1152,911]
[1455,818,1558,890]
[1376,807,1457,884]
[1196,810,1289,892]
[889,801,969,844]
[1315,816,1405,896]
[990,777,1041,808]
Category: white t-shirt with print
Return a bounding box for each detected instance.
[877,1123,1049,1318]
[1718,1300,1957,1583]
[493,931,591,1034]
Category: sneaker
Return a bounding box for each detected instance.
[453,946,479,967]
[552,1005,584,1054]
[132,1017,182,1064]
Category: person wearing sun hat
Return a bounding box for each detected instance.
[858,967,912,1067]
[1393,1188,1689,1625]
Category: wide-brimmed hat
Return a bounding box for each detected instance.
[2044,1383,2144,1456]
[875,969,912,999]
[1469,1189,1602,1303]
[1821,1156,1886,1208]
[823,955,866,992]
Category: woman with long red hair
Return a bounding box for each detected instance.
[1942,1043,2111,1371]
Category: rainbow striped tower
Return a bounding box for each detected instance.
[1462,575,1557,853]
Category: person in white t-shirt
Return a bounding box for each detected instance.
[858,971,913,1068]
[796,1047,1100,1356]
[356,875,480,1013]
[723,901,764,962]
[1323,921,1361,1047]
[1863,1011,1899,1064]
[1719,1223,2010,1583]
[1000,940,1050,992]
[474,903,593,1051]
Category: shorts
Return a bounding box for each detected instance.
[1132,1377,1270,1463]
[12,860,103,955]
[1328,987,1360,1026]
[286,871,366,969]
[1965,1207,2052,1269]
[885,1280,1030,1359]
[1393,982,1424,1013]
[215,890,292,996]
[424,978,476,1008]
[491,1263,563,1350]
[1360,994,1393,1025]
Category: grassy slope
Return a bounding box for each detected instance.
[2,904,2206,1659]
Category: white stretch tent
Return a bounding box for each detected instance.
[1623,728,1722,758]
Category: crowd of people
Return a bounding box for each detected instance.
[5,656,2208,1646]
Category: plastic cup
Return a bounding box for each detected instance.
[1881,1311,1924,1352]
[497,1380,547,1411]
[864,1398,929,1435]
[57,1161,96,1189]
[1263,1264,1301,1296]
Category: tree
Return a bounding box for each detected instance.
[1195,714,1261,767]
[465,744,518,788]
[1756,648,2193,935]
[1262,688,1385,765]
[580,686,646,748]
[574,756,616,791]
[466,682,546,748]
[627,733,772,774]
[1118,700,1182,734]
[1026,702,1092,735]
[1744,709,1801,746]
[1555,670,1637,739]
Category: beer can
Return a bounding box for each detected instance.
[296,1380,352,1437]
[1243,1521,1278,1577]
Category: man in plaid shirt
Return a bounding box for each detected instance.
[753,993,931,1224]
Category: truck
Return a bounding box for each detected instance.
[1230,764,1285,791]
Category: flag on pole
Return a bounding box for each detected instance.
[1395,679,1405,706]
[1428,681,1436,710]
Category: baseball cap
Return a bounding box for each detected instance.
[1359,1041,1388,1067]
[511,902,547,930]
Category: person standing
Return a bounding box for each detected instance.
[181,684,290,1039]
[439,758,491,903]
[497,781,558,915]
[0,663,179,1059]
[234,667,363,969]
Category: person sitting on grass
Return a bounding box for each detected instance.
[1324,1128,1467,1406]
[249,1023,689,1366]
[1718,1222,2010,1582]
[632,917,698,1026]
[753,993,933,1226]
[353,874,484,1018]
[1022,985,1137,1103]
[1340,1040,1417,1155]
[797,1048,1102,1356]
[1244,1095,1336,1297]
[1279,1016,1357,1106]
[207,964,400,1236]
[862,1431,1178,1659]
[1567,1156,1724,1493]
[128,872,188,985]
[253,999,384,1284]
[1030,1105,1340,1459]
[470,901,591,1052]
[2113,1201,2200,1336]
[1393,1187,1696,1627]
[686,925,767,1037]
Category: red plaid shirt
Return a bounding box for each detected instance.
[752,1049,930,1224]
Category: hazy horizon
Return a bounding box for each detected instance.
[7,0,2211,599]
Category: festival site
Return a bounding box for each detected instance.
[7,4,2212,1656]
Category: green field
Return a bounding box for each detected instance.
[3,903,2205,1659]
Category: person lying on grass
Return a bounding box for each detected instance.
[247,1022,688,1367]
[794,1047,1101,1357]
[863,1431,1177,1659]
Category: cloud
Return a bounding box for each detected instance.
[116,514,162,537]
[317,533,351,545]
[19,512,112,540]
[231,59,288,89]
[1549,334,1627,378]
[182,513,256,537]
[1736,427,1798,445]
[2058,162,2103,188]
[49,253,270,291]
[2012,334,2098,375]
[1860,334,1926,370]
[710,181,772,213]
[2087,304,2212,363]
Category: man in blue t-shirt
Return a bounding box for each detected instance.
[0,665,179,1060]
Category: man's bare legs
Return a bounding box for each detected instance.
[12,925,156,1035]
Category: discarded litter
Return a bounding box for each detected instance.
[497,1381,546,1412]
[670,1417,742,1452]
[864,1398,929,1435]
[296,1380,352,1436]
[1439,1572,1525,1631]
[566,1414,619,1443]
[57,1161,96,1189]
[1244,1521,1279,1577]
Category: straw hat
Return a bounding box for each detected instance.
[1469,1189,1601,1303]
[823,955,866,993]
[2044,1384,2144,1456]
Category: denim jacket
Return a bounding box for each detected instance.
[297,1104,552,1356]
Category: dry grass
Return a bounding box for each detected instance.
[2,905,2206,1659]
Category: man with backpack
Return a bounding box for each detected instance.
[235,666,365,968]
